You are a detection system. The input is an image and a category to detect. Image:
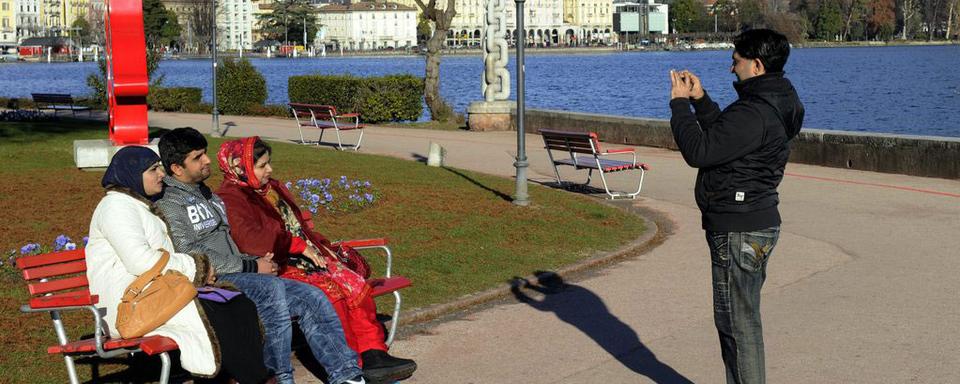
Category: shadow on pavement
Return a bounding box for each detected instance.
[511,271,693,384]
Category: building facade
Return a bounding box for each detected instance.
[391,0,614,46]
[219,0,255,50]
[317,2,417,50]
[613,0,666,39]
[1,0,15,46]
[16,0,42,41]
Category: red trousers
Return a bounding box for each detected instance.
[330,294,388,363]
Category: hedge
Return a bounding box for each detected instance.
[216,58,267,115]
[148,87,202,112]
[288,74,424,123]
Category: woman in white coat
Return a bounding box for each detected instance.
[86,146,273,383]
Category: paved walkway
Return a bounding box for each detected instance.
[149,112,960,383]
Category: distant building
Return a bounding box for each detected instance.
[316,1,417,50]
[16,0,42,42]
[449,0,567,46]
[613,0,667,42]
[219,0,255,50]
[389,0,615,46]
[1,0,15,46]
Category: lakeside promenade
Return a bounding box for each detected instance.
[146,111,960,383]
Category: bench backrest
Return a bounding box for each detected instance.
[16,249,96,309]
[288,103,339,120]
[32,93,75,104]
[540,129,602,155]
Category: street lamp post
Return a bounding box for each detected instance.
[212,0,220,135]
[513,0,529,206]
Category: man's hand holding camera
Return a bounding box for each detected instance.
[669,70,705,101]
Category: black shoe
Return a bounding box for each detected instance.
[361,349,417,383]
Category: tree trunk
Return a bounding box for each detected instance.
[424,31,445,120]
[946,0,956,39]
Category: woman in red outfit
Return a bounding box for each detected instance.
[215,137,416,383]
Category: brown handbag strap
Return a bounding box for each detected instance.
[121,250,171,301]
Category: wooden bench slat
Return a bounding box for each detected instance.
[28,275,89,295]
[29,291,99,309]
[48,335,177,355]
[23,260,86,280]
[370,276,412,297]
[16,249,85,269]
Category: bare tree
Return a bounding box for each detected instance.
[947,0,958,38]
[85,1,106,48]
[899,0,921,38]
[413,0,457,121]
[186,0,217,54]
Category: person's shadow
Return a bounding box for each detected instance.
[511,271,693,384]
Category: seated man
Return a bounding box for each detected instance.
[155,128,364,384]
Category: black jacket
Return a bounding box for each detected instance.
[670,72,804,232]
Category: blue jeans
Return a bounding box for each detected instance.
[705,226,780,384]
[220,273,361,384]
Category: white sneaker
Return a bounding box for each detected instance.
[343,376,366,384]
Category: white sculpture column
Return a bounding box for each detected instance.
[467,0,514,131]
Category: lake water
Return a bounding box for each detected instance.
[1,45,958,137]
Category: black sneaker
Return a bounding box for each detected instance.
[361,349,417,383]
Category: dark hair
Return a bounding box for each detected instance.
[734,29,790,73]
[253,138,272,162]
[158,127,208,175]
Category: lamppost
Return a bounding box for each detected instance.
[211,0,220,135]
[513,0,529,206]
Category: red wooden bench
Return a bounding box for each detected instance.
[540,129,651,199]
[17,241,411,383]
[329,237,411,346]
[16,249,179,384]
[288,103,365,151]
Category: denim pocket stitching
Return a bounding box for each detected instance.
[709,233,730,268]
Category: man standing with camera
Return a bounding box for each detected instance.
[668,29,804,384]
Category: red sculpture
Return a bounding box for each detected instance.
[104,0,149,145]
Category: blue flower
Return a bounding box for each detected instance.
[54,235,70,251]
[309,207,318,214]
[324,192,334,201]
[285,181,293,189]
[363,181,371,188]
[311,179,321,187]
[82,237,89,246]
[310,194,321,203]
[64,242,76,251]
[364,193,374,203]
[322,178,331,185]
[21,243,40,255]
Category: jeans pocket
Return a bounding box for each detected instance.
[734,227,780,272]
[707,232,730,268]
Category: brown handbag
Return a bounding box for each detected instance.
[116,249,197,339]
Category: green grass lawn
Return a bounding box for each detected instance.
[0,119,647,383]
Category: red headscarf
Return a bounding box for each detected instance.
[217,137,269,194]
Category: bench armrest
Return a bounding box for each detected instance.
[331,238,394,277]
[597,149,637,165]
[21,302,125,358]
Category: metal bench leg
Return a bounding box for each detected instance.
[386,290,402,346]
[334,128,345,150]
[51,311,81,384]
[317,127,326,147]
[158,352,172,384]
[625,168,645,199]
[353,129,364,151]
[597,170,620,199]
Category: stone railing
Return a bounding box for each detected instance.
[506,108,960,179]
